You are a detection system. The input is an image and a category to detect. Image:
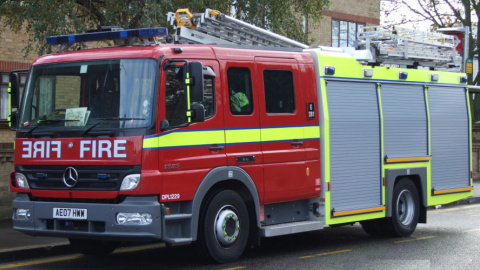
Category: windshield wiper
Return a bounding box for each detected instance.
[24,119,80,138]
[82,117,146,137]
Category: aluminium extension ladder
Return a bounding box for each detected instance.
[166,8,309,49]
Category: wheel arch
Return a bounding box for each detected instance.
[385,167,427,223]
[190,166,261,241]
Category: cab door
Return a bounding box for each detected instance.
[223,62,264,197]
[155,59,226,201]
[255,57,307,203]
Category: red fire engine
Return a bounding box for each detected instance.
[8,9,474,263]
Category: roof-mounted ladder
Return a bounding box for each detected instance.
[166,8,308,49]
[355,25,463,70]
[166,9,464,71]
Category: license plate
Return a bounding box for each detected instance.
[53,208,87,220]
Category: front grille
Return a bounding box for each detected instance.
[17,165,141,191]
[45,219,106,232]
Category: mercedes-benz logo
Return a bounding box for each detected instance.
[63,167,79,188]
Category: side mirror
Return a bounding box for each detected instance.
[160,119,170,131]
[190,104,205,123]
[188,62,204,103]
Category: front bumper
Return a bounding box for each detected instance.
[12,193,163,242]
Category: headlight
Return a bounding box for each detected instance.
[120,174,140,191]
[15,173,30,189]
[116,213,152,225]
[13,208,31,220]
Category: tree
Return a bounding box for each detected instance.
[382,0,480,121]
[0,0,329,56]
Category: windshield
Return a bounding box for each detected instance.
[19,59,156,136]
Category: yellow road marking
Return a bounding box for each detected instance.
[463,228,480,233]
[0,255,84,269]
[300,249,352,259]
[394,236,436,244]
[0,243,168,269]
[222,267,246,270]
[114,243,166,254]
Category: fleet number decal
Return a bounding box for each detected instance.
[162,194,180,200]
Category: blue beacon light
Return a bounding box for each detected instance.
[46,27,168,45]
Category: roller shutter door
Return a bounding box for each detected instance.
[428,86,470,190]
[382,84,428,158]
[327,81,382,213]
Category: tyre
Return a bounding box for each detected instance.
[360,218,392,237]
[69,238,118,255]
[390,178,420,237]
[198,190,249,263]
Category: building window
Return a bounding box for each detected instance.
[0,72,26,121]
[331,20,364,47]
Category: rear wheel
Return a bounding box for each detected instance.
[69,238,118,255]
[390,178,420,236]
[198,190,249,263]
[361,178,420,237]
[360,218,392,237]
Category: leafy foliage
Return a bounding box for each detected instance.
[0,0,329,56]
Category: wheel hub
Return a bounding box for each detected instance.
[215,207,240,246]
[397,190,414,226]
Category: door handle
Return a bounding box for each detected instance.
[209,145,225,151]
[291,141,304,146]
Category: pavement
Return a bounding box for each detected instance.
[1,180,480,256]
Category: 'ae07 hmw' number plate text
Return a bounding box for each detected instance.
[53,208,87,220]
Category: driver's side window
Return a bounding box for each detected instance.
[165,66,187,127]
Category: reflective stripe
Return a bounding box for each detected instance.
[261,126,303,143]
[433,186,473,195]
[332,206,385,217]
[226,128,261,145]
[143,129,225,150]
[304,125,321,140]
[385,156,432,163]
[144,125,320,150]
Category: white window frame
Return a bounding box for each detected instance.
[331,19,365,48]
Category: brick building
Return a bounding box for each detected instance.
[0,2,381,218]
[0,21,35,218]
[309,0,380,47]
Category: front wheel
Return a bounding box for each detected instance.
[390,178,420,237]
[198,190,249,263]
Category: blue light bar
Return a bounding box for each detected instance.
[46,27,168,45]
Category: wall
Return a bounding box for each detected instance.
[0,144,14,219]
[0,21,36,219]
